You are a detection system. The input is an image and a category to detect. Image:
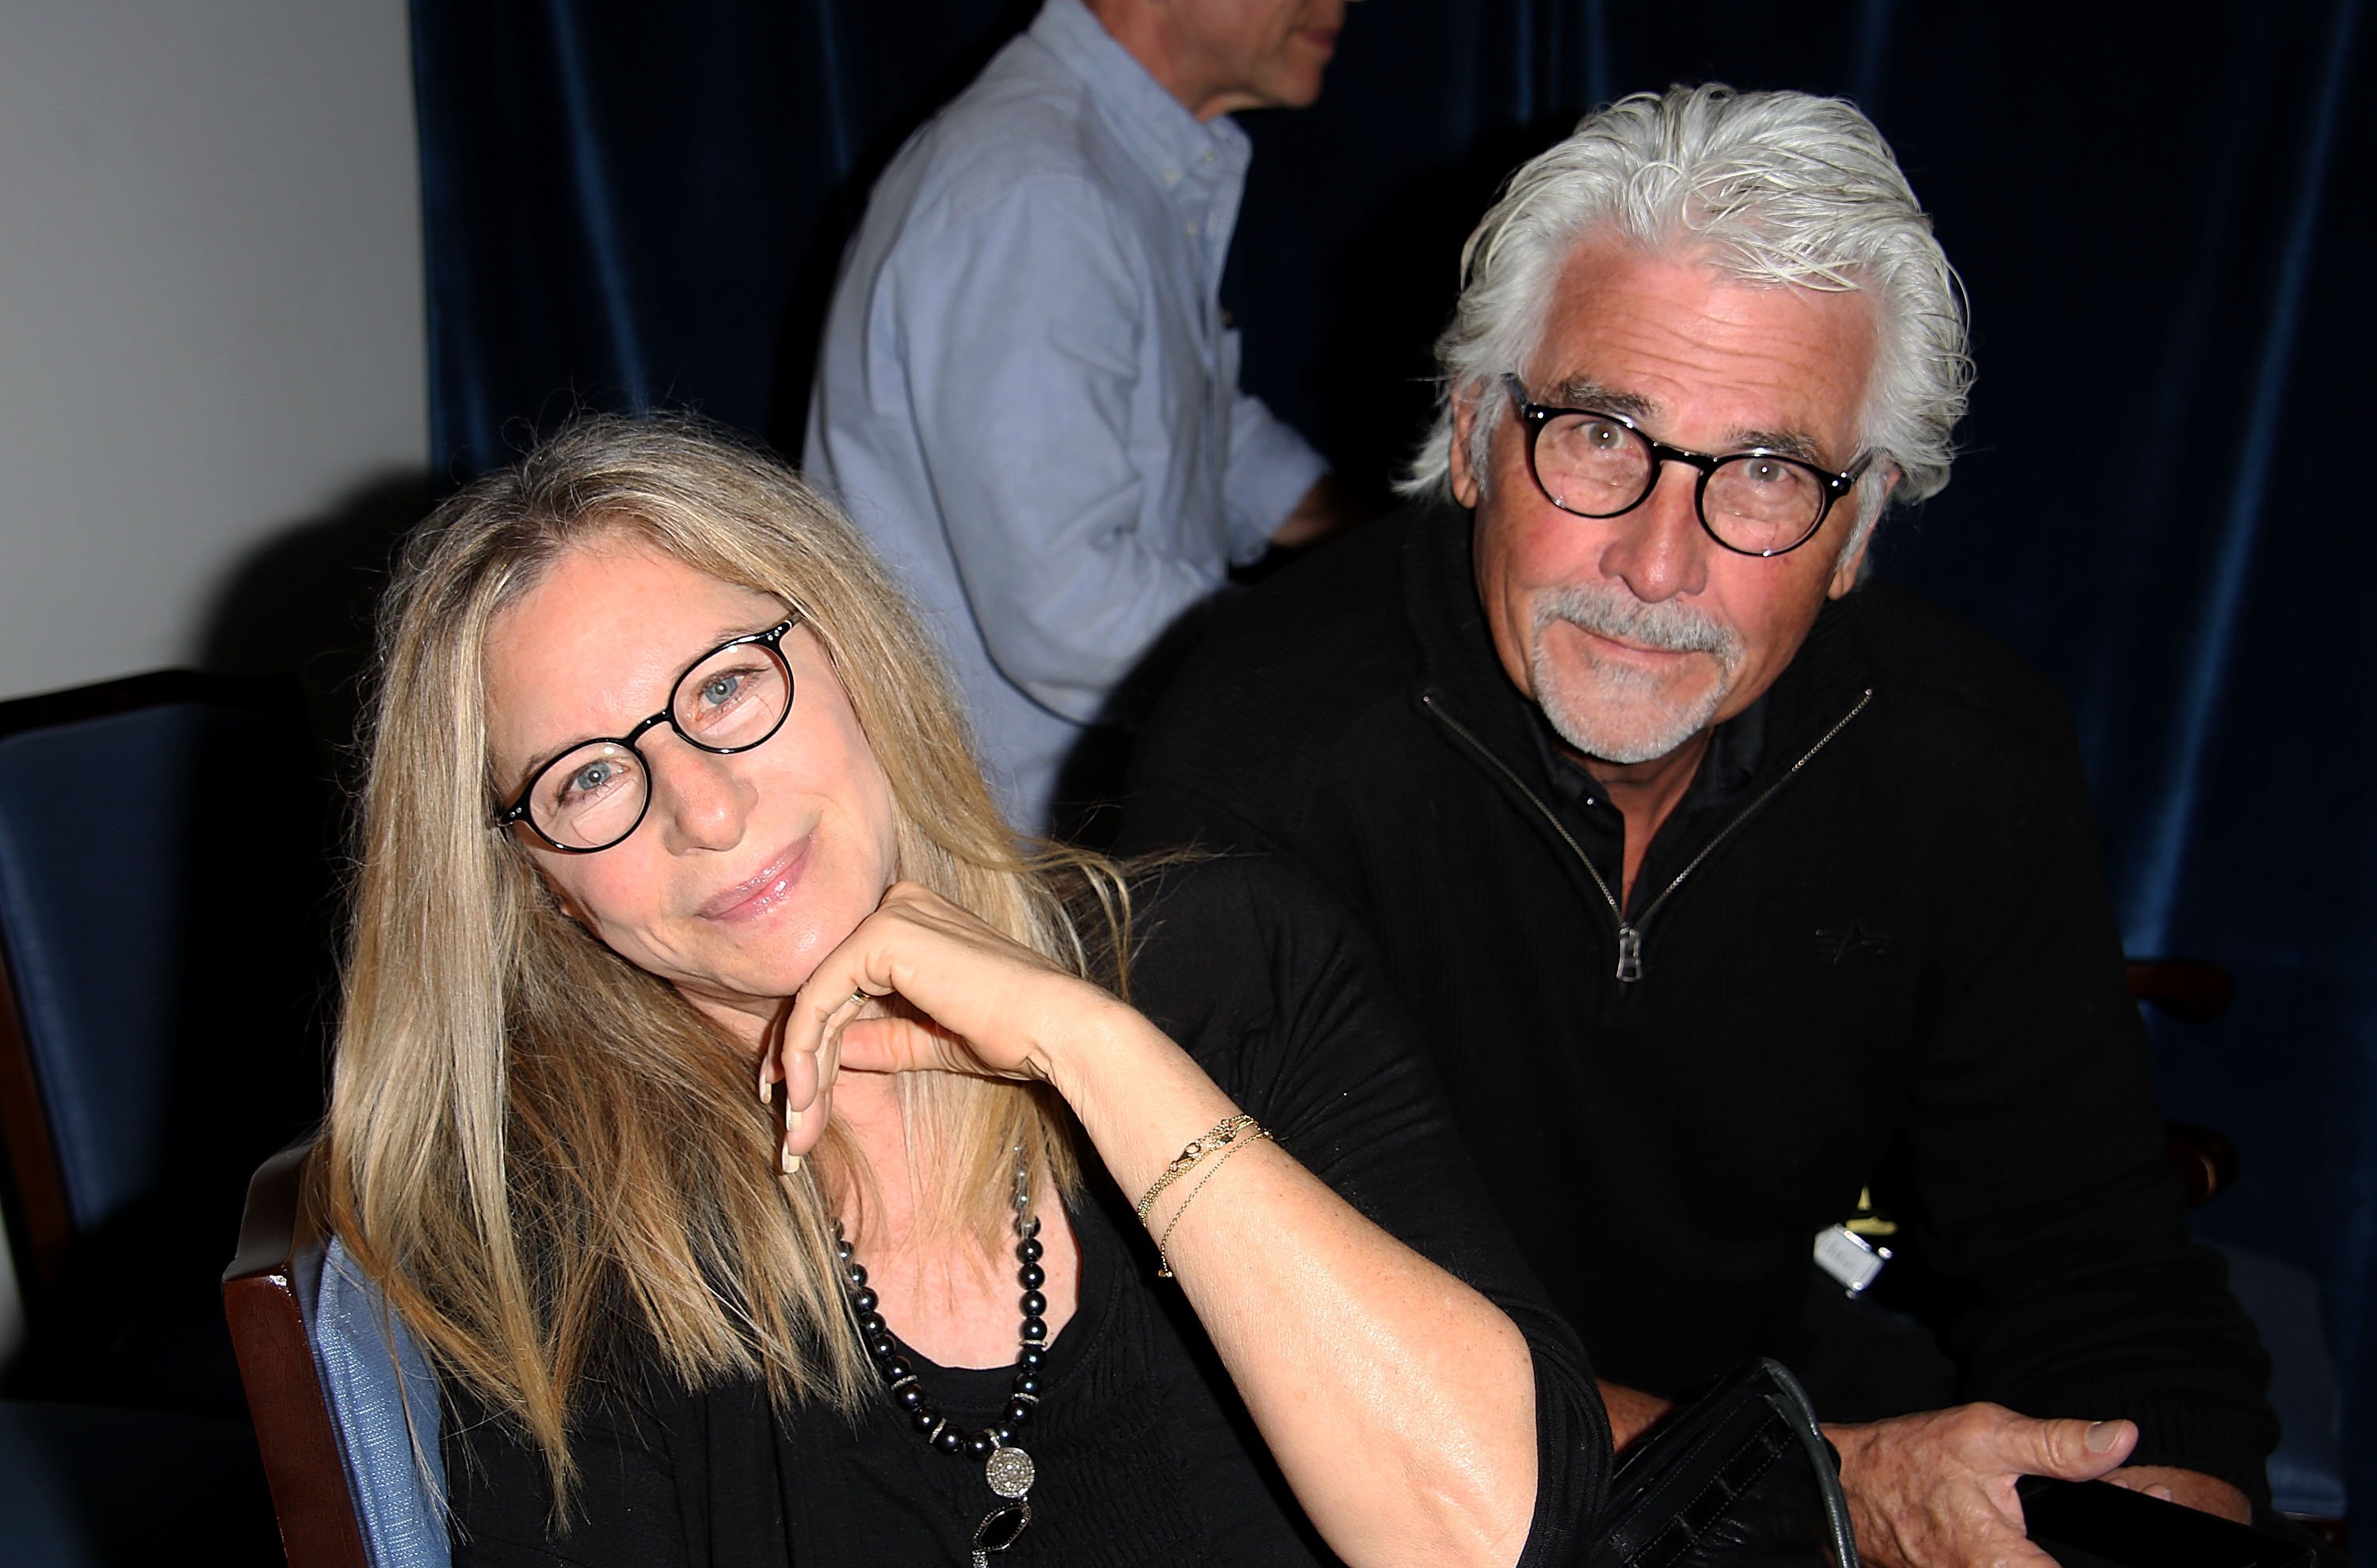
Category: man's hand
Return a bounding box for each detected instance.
[1597,1380,1675,1451]
[1269,474,1366,548]
[2100,1464,2251,1522]
[1828,1404,2137,1568]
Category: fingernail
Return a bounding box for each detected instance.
[781,1144,801,1176]
[2148,1486,2173,1501]
[2085,1420,2123,1452]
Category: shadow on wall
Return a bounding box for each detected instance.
[0,474,441,1420]
[196,469,440,791]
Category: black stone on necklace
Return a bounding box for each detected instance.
[835,1162,1045,1564]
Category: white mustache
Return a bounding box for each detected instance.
[1534,584,1742,664]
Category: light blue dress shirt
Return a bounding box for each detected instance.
[803,0,1328,830]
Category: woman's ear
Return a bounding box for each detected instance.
[528,859,590,927]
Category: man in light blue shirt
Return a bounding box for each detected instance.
[803,0,1356,833]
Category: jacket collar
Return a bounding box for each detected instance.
[1399,499,1878,801]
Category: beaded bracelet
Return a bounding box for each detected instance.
[1135,1113,1258,1223]
[1154,1125,1272,1278]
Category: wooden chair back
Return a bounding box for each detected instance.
[223,1142,372,1568]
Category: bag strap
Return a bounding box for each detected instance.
[1753,1359,1860,1568]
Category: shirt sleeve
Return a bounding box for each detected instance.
[887,177,1244,726]
[1897,736,2279,1501]
[1126,856,1610,1566]
[1224,376,1328,554]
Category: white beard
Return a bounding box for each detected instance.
[1528,582,1745,765]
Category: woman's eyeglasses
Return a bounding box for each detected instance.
[493,616,799,853]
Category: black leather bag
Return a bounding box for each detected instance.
[2016,1477,2319,1568]
[1587,1358,1859,1568]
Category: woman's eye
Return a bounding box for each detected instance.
[700,673,742,708]
[564,760,617,797]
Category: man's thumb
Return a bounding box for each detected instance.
[2023,1416,2138,1480]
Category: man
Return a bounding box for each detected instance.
[1121,86,2277,1566]
[804,0,1359,834]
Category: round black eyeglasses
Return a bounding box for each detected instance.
[493,616,800,854]
[1501,374,1871,558]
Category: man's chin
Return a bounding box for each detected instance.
[1540,682,1719,768]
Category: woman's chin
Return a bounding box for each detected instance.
[674,981,792,1045]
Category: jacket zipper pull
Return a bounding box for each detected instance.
[1616,924,1643,982]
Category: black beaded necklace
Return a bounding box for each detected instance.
[834,1162,1047,1566]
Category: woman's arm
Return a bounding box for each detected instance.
[773,865,1602,1568]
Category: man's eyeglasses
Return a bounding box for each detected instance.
[493,616,800,853]
[1501,375,1871,558]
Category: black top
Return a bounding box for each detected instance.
[1119,501,2279,1500]
[443,858,1609,1566]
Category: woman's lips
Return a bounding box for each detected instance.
[698,837,811,922]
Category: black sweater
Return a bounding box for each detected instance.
[1120,502,2278,1499]
[444,859,1608,1566]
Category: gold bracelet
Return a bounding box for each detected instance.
[1155,1125,1272,1278]
[1135,1113,1257,1223]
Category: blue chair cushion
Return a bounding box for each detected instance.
[2213,1242,2348,1520]
[312,1236,450,1568]
[0,706,215,1234]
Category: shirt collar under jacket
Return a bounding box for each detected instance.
[1405,502,1865,869]
[1030,0,1254,273]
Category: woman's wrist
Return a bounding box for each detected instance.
[1037,994,1238,1196]
[1035,988,1172,1101]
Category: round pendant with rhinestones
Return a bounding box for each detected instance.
[984,1444,1035,1500]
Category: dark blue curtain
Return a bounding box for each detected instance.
[412,0,2375,1536]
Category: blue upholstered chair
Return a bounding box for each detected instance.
[2129,959,2350,1543]
[226,1143,449,1568]
[0,670,333,1563]
[0,670,328,1388]
[2214,1242,2351,1525]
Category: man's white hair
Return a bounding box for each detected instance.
[1402,83,1972,562]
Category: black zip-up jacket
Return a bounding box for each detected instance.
[1120,500,2277,1498]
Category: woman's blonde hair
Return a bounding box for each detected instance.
[320,414,1116,1505]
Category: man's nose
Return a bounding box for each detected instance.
[649,741,754,853]
[1595,461,1709,603]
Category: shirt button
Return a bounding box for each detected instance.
[1185,221,1199,236]
[1162,167,1180,185]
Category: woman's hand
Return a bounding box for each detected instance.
[757,880,1121,1162]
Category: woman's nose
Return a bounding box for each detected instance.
[648,741,754,853]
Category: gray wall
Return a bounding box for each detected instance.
[0,0,427,702]
[0,0,425,1360]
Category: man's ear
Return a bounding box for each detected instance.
[1449,387,1484,509]
[1827,465,1898,598]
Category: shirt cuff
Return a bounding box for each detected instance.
[1223,407,1330,563]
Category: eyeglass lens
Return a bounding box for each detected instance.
[525,638,792,850]
[1534,412,1826,554]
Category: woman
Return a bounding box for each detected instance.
[323,416,1605,1566]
